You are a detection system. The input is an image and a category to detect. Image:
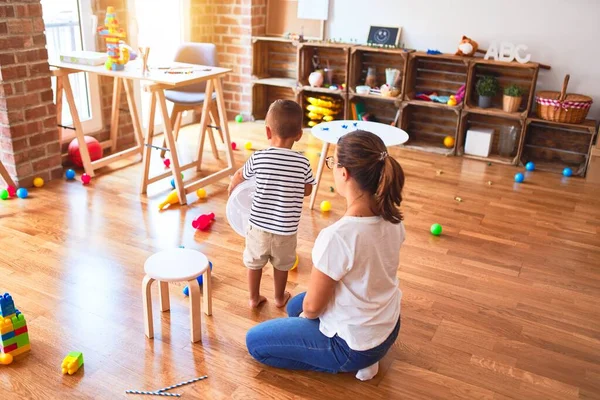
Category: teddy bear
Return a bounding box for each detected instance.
[455,36,478,57]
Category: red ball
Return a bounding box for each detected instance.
[81,173,91,185]
[68,136,103,167]
[7,186,16,197]
[231,142,237,150]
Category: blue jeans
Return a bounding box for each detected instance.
[246,292,400,373]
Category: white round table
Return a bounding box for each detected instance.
[142,248,212,343]
[309,120,409,209]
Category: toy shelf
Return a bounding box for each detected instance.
[403,52,469,104]
[298,42,350,92]
[252,37,298,87]
[520,117,598,177]
[464,59,539,119]
[300,89,347,128]
[348,46,408,100]
[348,92,399,103]
[398,102,461,155]
[456,111,525,165]
[349,95,400,126]
[252,83,299,120]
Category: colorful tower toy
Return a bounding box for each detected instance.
[97,7,130,71]
[0,293,31,365]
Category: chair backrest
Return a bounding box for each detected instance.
[173,42,217,93]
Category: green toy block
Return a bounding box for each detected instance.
[11,314,26,330]
[15,333,29,348]
[69,351,84,367]
[1,336,17,348]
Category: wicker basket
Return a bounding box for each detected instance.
[535,75,592,124]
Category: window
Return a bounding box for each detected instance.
[42,0,103,137]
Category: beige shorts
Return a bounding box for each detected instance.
[243,225,297,271]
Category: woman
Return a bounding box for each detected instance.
[246,130,406,380]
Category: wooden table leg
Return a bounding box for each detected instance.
[202,267,212,316]
[156,89,187,205]
[110,77,122,152]
[196,79,214,172]
[140,92,157,195]
[123,79,144,153]
[188,278,202,343]
[142,275,155,339]
[210,104,224,143]
[160,104,182,158]
[62,74,94,177]
[55,75,64,142]
[158,281,170,312]
[309,141,330,210]
[0,160,15,188]
[213,77,235,170]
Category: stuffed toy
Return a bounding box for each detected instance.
[455,36,478,57]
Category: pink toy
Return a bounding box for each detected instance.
[455,85,466,103]
[192,213,215,231]
[81,174,91,185]
[6,186,16,197]
[231,142,237,150]
[164,158,171,168]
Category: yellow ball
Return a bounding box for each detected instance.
[291,254,299,270]
[320,200,331,212]
[443,136,455,148]
[33,177,44,188]
[196,188,207,199]
[244,141,252,150]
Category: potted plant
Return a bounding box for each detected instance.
[475,75,499,108]
[503,84,524,112]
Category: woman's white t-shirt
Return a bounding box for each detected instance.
[312,216,404,351]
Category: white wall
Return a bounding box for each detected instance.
[326,0,600,119]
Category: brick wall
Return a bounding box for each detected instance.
[0,0,61,187]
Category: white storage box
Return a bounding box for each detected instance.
[465,128,494,157]
[60,51,107,66]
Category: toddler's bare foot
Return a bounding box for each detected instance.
[249,295,267,308]
[275,291,291,308]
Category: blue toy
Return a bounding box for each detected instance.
[427,49,442,55]
[514,172,524,183]
[525,162,535,171]
[65,169,76,180]
[562,167,573,177]
[183,262,213,296]
[170,173,185,189]
[16,188,28,199]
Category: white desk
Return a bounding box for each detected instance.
[309,120,409,209]
[50,60,234,205]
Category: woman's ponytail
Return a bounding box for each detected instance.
[374,155,404,223]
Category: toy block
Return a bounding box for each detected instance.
[1,335,17,348]
[10,344,30,357]
[13,325,27,336]
[61,351,84,375]
[1,330,15,341]
[15,333,29,348]
[2,343,17,353]
[0,293,15,317]
[0,318,13,335]
[11,313,26,330]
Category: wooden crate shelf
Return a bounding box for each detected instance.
[399,102,461,155]
[298,42,350,92]
[349,96,400,126]
[348,46,408,101]
[252,83,299,121]
[457,111,525,165]
[403,52,469,105]
[300,89,347,128]
[465,59,539,119]
[520,117,598,177]
[252,37,298,84]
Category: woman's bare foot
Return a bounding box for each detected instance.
[275,291,291,308]
[249,295,267,308]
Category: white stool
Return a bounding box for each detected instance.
[142,248,213,343]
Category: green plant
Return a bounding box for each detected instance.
[475,75,500,97]
[504,84,524,97]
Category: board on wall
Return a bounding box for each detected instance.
[267,0,325,40]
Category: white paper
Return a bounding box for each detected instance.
[298,0,329,20]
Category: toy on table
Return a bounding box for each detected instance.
[525,162,535,171]
[430,223,443,236]
[183,262,213,295]
[158,190,180,211]
[0,189,8,200]
[563,167,573,177]
[455,35,478,56]
[16,188,28,199]
[320,200,331,212]
[81,173,91,185]
[196,188,207,199]
[68,136,103,167]
[65,169,76,180]
[244,142,252,150]
[138,47,150,76]
[0,293,31,365]
[192,213,215,231]
[6,186,16,197]
[61,351,84,375]
[97,7,129,71]
[514,172,525,183]
[163,158,171,168]
[231,142,237,150]
[33,177,44,188]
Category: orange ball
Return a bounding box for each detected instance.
[443,136,455,148]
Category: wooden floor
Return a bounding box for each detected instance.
[1,121,600,399]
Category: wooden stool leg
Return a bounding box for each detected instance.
[210,105,224,143]
[309,141,330,210]
[188,278,202,343]
[142,275,155,339]
[158,281,170,312]
[202,267,212,316]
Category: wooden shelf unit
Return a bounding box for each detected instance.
[464,59,539,119]
[348,95,400,126]
[252,83,299,120]
[348,46,408,101]
[399,102,461,155]
[252,37,298,82]
[297,42,350,91]
[520,117,598,177]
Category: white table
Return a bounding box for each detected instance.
[309,120,409,209]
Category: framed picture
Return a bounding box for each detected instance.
[367,26,402,46]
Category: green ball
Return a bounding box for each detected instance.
[430,223,442,236]
[0,189,8,200]
[235,114,243,123]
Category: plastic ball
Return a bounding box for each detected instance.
[320,200,331,212]
[7,186,16,197]
[196,188,207,199]
[235,114,244,123]
[0,189,8,200]
[170,173,185,188]
[16,188,28,199]
[68,136,103,167]
[231,142,237,150]
[81,173,91,185]
[525,162,535,171]
[65,169,76,180]
[562,167,573,177]
[33,177,44,188]
[514,172,524,183]
[244,141,252,150]
[183,262,213,296]
[0,352,13,365]
[443,136,455,148]
[430,223,442,236]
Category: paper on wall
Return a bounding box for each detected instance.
[297,0,329,20]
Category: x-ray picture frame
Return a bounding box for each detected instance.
[367,26,402,46]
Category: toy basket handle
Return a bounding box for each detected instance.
[559,75,570,102]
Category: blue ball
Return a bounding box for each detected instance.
[562,167,573,177]
[16,188,28,199]
[183,262,213,296]
[525,162,535,171]
[65,169,76,180]
[514,172,525,183]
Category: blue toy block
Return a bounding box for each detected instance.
[0,293,16,317]
[1,331,15,341]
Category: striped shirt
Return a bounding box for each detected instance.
[243,147,316,235]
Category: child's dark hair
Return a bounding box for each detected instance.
[337,130,404,223]
[266,99,303,139]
